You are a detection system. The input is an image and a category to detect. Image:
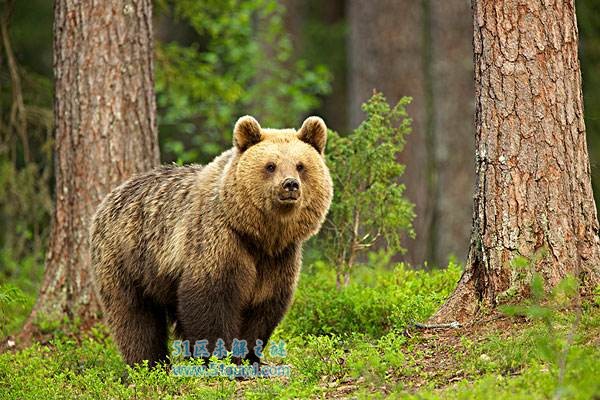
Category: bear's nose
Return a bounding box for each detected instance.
[282,177,300,192]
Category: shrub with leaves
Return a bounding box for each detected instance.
[280,261,461,337]
[320,92,415,286]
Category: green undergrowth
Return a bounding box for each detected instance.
[279,261,461,337]
[1,263,599,399]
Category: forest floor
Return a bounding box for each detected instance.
[1,263,599,399]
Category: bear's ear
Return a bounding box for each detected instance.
[234,115,263,152]
[297,116,327,155]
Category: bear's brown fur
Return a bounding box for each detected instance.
[90,116,332,367]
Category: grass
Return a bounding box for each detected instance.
[0,262,599,399]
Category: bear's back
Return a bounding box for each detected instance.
[90,165,205,292]
[92,164,203,236]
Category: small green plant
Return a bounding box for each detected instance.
[320,92,415,287]
[501,273,583,399]
[0,283,28,337]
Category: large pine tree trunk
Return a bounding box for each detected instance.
[432,0,600,323]
[22,0,159,335]
[348,0,474,266]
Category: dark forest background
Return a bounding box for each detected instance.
[1,0,599,279]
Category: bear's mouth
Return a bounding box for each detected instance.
[277,193,300,204]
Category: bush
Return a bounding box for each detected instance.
[318,93,415,286]
[279,260,461,338]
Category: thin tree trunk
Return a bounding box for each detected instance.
[278,0,347,133]
[348,0,473,266]
[312,0,347,133]
[432,0,600,323]
[430,0,475,264]
[348,0,428,265]
[280,0,305,53]
[1,0,30,164]
[22,0,159,337]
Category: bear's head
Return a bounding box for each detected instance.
[222,115,333,250]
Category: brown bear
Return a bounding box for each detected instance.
[90,115,332,367]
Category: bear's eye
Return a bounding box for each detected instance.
[296,163,305,173]
[265,162,276,173]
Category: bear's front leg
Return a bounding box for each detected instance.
[176,264,244,362]
[239,287,294,365]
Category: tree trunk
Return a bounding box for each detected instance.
[347,0,474,266]
[22,0,159,335]
[432,0,600,323]
[278,0,347,133]
[310,0,348,133]
[430,0,475,264]
[348,0,427,265]
[280,0,305,53]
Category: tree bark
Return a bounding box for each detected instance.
[432,0,600,323]
[347,0,474,266]
[22,0,159,335]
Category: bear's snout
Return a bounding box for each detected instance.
[282,177,299,192]
[278,177,301,203]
